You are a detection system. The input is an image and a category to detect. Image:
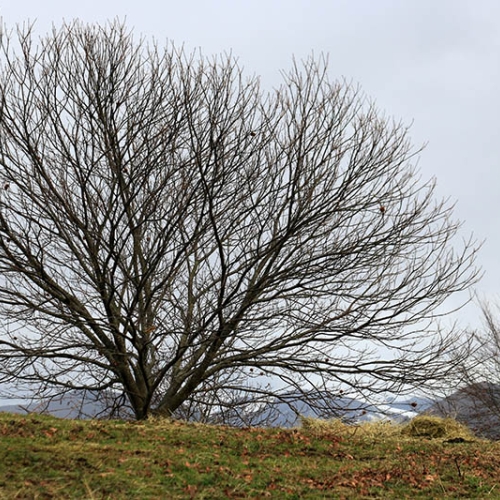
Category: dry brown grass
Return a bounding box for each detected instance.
[301,414,478,443]
[400,414,476,440]
[300,416,401,440]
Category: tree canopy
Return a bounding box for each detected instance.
[0,21,479,420]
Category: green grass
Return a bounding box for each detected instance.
[1,412,500,499]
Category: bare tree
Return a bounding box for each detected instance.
[469,303,500,394]
[430,302,500,439]
[0,21,479,420]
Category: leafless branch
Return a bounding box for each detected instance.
[0,20,480,420]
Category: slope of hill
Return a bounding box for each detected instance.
[0,411,499,499]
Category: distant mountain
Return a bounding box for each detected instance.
[376,397,433,424]
[214,393,376,427]
[207,391,433,427]
[0,389,423,425]
[383,395,435,411]
[0,390,130,420]
[426,382,500,440]
[7,386,498,440]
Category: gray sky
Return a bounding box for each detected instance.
[1,0,498,327]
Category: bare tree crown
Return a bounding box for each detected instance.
[0,21,479,420]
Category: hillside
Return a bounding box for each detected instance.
[1,412,500,499]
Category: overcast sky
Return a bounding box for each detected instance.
[1,0,498,328]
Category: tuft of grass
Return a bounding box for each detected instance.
[400,415,476,441]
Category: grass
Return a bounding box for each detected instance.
[1,412,500,499]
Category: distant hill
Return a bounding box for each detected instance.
[0,390,126,420]
[6,386,499,440]
[0,389,425,425]
[176,391,433,427]
[210,392,380,427]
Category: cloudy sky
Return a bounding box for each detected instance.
[1,0,498,327]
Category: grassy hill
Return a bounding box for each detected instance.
[1,412,500,499]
